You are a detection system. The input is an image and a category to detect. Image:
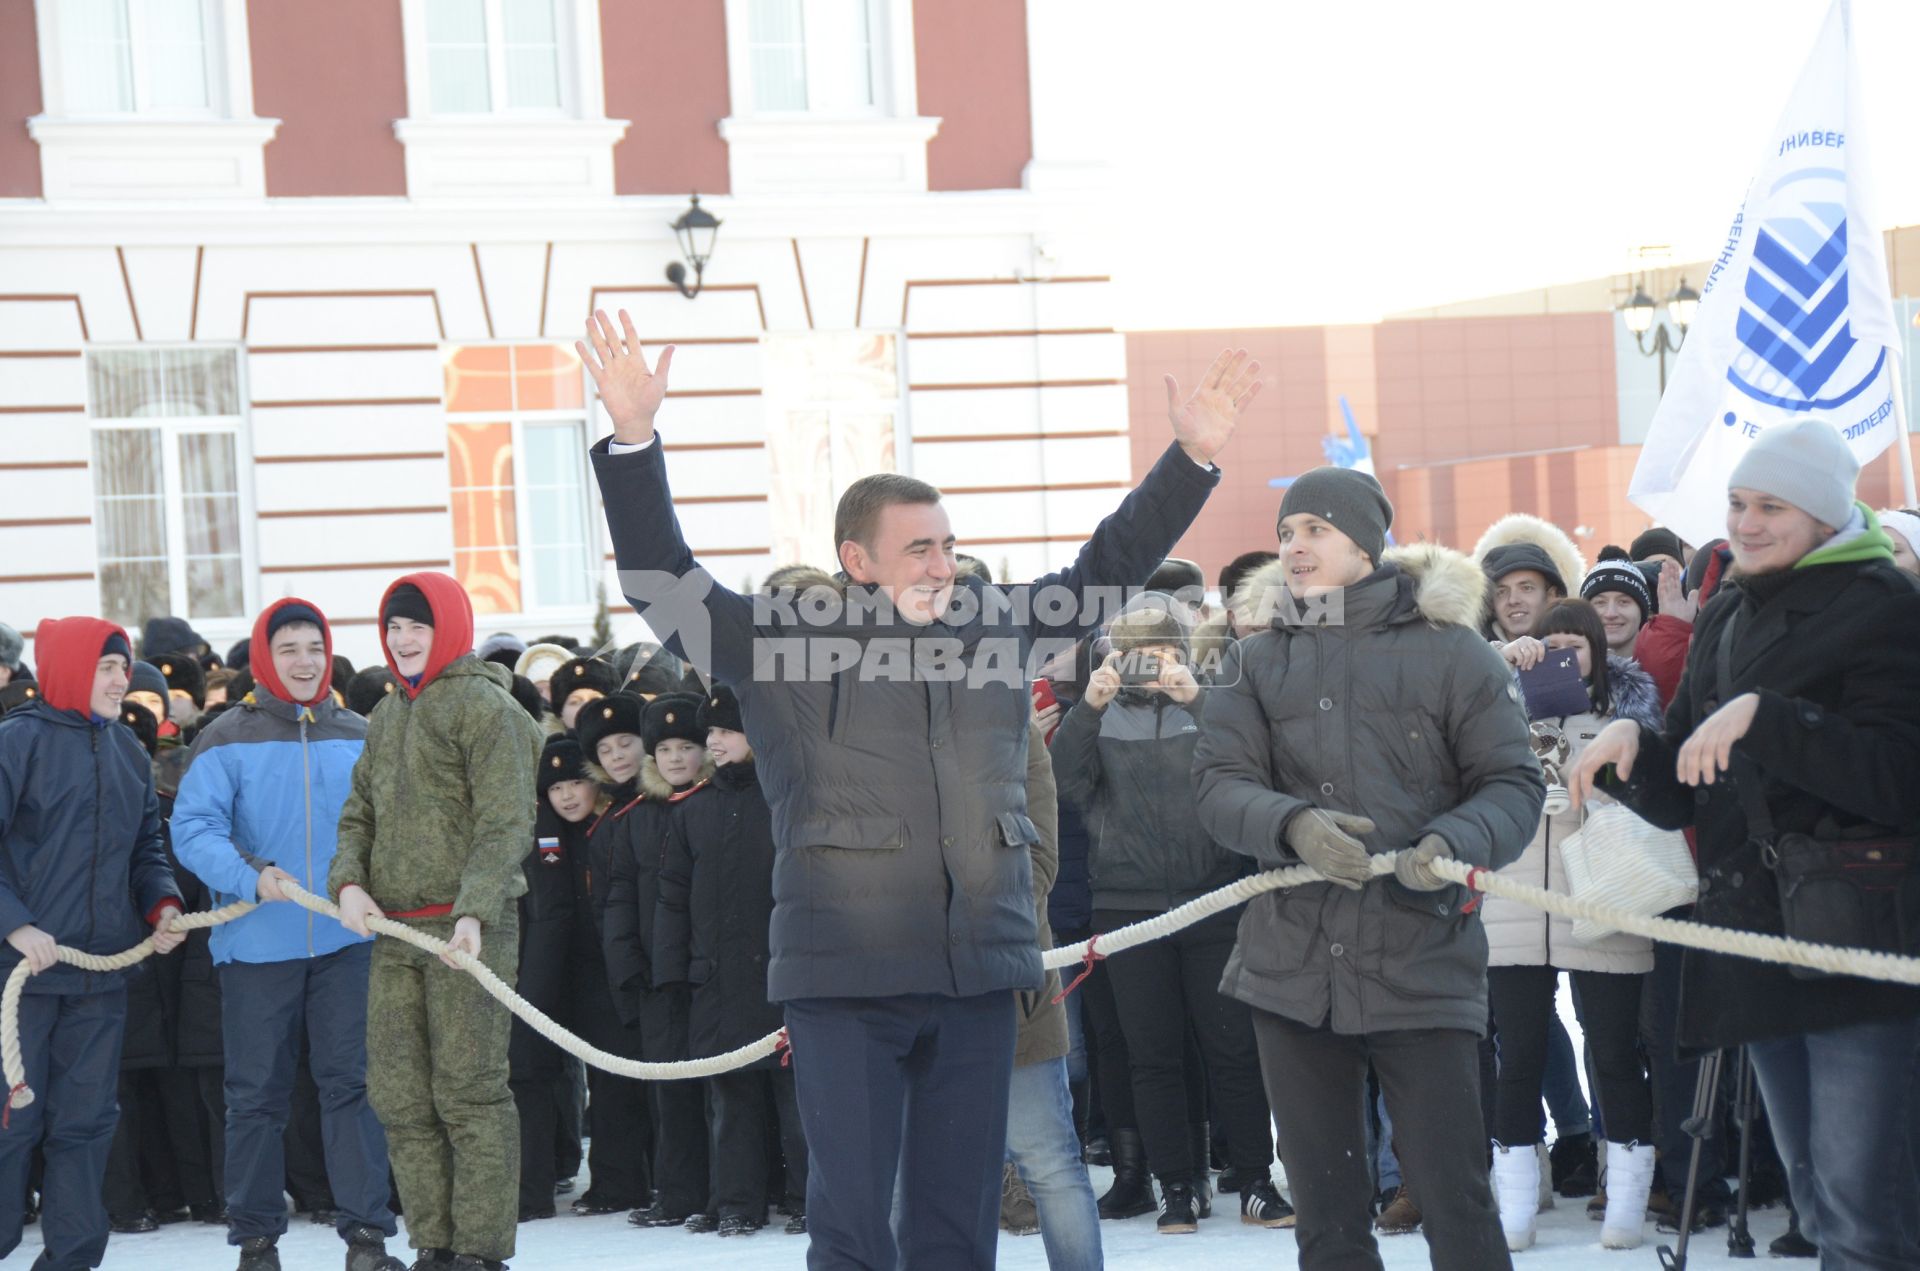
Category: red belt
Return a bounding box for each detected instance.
[387,902,454,919]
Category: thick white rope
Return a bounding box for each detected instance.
[6,856,1918,1113]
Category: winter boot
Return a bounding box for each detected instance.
[1000,1162,1039,1236]
[1239,1177,1296,1229]
[407,1253,453,1271]
[1769,1206,1816,1258]
[1548,1131,1598,1197]
[783,1209,807,1235]
[1156,1180,1199,1234]
[1375,1185,1422,1235]
[717,1215,763,1236]
[1491,1142,1540,1252]
[344,1224,407,1271]
[1535,1141,1556,1212]
[1189,1122,1213,1219]
[1600,1141,1656,1250]
[1096,1128,1155,1220]
[448,1257,506,1271]
[236,1236,281,1271]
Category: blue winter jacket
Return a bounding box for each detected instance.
[0,701,181,995]
[172,689,370,965]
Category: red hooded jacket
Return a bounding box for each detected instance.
[249,597,335,707]
[1635,544,1731,708]
[32,616,129,717]
[378,572,476,699]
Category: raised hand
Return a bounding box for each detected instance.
[1164,348,1263,466]
[1658,560,1699,625]
[578,309,675,445]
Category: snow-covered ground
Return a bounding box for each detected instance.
[14,1167,1796,1270]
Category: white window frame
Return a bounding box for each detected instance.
[724,0,917,119]
[444,346,599,620]
[83,344,260,628]
[31,0,258,120]
[401,0,606,121]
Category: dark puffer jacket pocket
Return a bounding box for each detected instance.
[1375,882,1483,999]
[996,811,1042,849]
[1236,891,1318,980]
[799,816,907,851]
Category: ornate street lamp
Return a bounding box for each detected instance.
[666,194,721,300]
[1622,275,1696,393]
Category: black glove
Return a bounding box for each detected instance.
[1284,808,1377,889]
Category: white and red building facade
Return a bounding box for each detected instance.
[0,0,1124,667]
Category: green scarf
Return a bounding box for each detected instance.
[1796,501,1895,569]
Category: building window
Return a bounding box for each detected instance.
[86,348,249,628]
[745,0,879,115]
[424,0,566,115]
[53,0,221,116]
[762,332,903,566]
[443,344,594,615]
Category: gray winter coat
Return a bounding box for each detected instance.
[1192,545,1544,1035]
[593,435,1219,1002]
[1052,688,1238,912]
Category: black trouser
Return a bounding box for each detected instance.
[583,1070,651,1207]
[1079,954,1134,1136]
[1488,965,1652,1147]
[705,1068,807,1221]
[511,1076,563,1214]
[1253,1009,1511,1271]
[102,1066,225,1215]
[554,1060,584,1180]
[649,1080,709,1215]
[1095,907,1272,1179]
[1644,934,1728,1198]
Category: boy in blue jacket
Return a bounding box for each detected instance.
[173,599,402,1271]
[0,615,184,1271]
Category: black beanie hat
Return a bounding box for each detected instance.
[266,602,326,646]
[119,703,159,756]
[1629,527,1686,563]
[331,654,355,691]
[381,583,435,629]
[538,735,592,795]
[225,637,252,672]
[1579,561,1653,619]
[696,682,743,735]
[1275,467,1394,563]
[553,656,619,706]
[102,632,133,665]
[129,660,168,699]
[154,652,206,708]
[641,692,706,753]
[577,690,646,760]
[346,666,397,718]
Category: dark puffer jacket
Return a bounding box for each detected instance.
[0,617,181,996]
[602,756,712,1061]
[1193,546,1544,1036]
[1052,687,1236,912]
[594,435,1218,1002]
[1609,526,1920,1051]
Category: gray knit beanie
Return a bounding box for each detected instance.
[1727,420,1858,530]
[1276,467,1394,563]
[0,622,21,671]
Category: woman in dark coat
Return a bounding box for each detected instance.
[1574,420,1920,1269]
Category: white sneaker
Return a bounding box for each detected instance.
[1492,1143,1539,1252]
[1600,1141,1655,1250]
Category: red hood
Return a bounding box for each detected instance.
[379,572,475,698]
[249,597,334,707]
[33,616,129,716]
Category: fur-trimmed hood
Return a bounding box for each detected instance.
[1471,514,1587,597]
[1201,545,1487,651]
[585,752,715,800]
[1605,655,1663,731]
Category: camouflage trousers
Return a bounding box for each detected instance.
[366,916,519,1260]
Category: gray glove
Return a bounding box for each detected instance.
[1284,808,1377,889]
[1394,833,1454,892]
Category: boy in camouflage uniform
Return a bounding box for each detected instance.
[330,574,544,1271]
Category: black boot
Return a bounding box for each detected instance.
[408,1253,454,1271]
[1769,1206,1817,1258]
[1548,1131,1598,1198]
[1189,1121,1213,1219]
[1097,1128,1156,1220]
[237,1236,281,1271]
[345,1223,407,1271]
[1156,1179,1199,1234]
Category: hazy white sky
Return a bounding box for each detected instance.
[1066,0,1920,328]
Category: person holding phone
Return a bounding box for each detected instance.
[1482,598,1664,1252]
[1051,601,1292,1235]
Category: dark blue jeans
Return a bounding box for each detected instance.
[785,992,1016,1271]
[0,989,126,1271]
[1749,1016,1920,1271]
[221,943,395,1244]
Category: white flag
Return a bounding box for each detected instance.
[1629,0,1902,548]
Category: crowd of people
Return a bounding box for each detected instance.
[0,323,1917,1271]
